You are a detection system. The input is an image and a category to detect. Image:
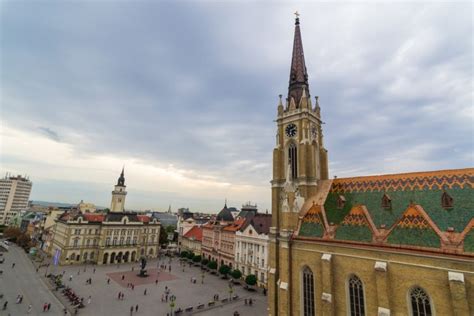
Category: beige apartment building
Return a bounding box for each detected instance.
[0,174,32,225]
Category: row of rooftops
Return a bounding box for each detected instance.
[57,210,157,225]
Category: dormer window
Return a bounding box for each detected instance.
[337,195,346,209]
[382,193,392,209]
[441,191,453,209]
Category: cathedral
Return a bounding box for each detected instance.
[268,16,473,316]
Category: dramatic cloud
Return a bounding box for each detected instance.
[0,1,472,212]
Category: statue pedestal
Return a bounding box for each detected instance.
[137,269,148,278]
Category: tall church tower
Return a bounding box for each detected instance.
[271,15,328,231]
[268,15,328,316]
[110,167,127,213]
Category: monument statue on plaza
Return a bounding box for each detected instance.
[138,255,148,277]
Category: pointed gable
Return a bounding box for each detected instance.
[335,206,377,242]
[387,205,442,248]
[299,203,326,238]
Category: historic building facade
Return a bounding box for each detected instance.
[235,213,272,287]
[268,16,473,316]
[50,170,161,265]
[181,225,203,255]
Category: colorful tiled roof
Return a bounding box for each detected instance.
[298,168,474,256]
[183,226,203,242]
[223,218,246,232]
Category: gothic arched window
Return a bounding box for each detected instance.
[302,266,315,316]
[348,274,365,316]
[288,143,298,180]
[410,287,433,316]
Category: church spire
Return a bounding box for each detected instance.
[117,166,125,186]
[288,13,309,107]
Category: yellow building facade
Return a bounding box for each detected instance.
[268,16,473,316]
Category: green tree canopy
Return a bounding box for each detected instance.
[165,225,176,233]
[231,269,242,279]
[187,252,195,260]
[219,264,231,276]
[180,251,188,258]
[159,227,168,245]
[245,274,257,286]
[192,255,201,263]
[201,258,209,265]
[207,260,217,270]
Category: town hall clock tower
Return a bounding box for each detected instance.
[268,14,329,316]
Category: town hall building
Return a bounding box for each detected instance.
[51,169,161,265]
[268,16,473,316]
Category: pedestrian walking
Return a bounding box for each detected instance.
[107,278,110,284]
[87,296,91,305]
[118,292,121,300]
[249,298,253,306]
[69,275,73,282]
[19,295,23,303]
[93,268,96,274]
[48,303,51,311]
[122,275,125,280]
[144,288,147,296]
[169,266,171,272]
[43,302,47,312]
[135,304,139,312]
[130,306,134,316]
[36,267,39,273]
[63,307,68,315]
[11,263,15,268]
[132,284,135,290]
[3,301,8,310]
[27,304,32,314]
[155,279,158,285]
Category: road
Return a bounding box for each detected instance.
[0,243,64,315]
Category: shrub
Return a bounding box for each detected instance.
[180,251,188,258]
[187,252,195,260]
[218,264,230,276]
[245,274,257,286]
[231,269,242,280]
[201,258,209,266]
[192,255,201,263]
[207,260,217,270]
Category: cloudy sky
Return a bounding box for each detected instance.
[1,1,472,213]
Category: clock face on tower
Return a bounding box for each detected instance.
[285,123,297,137]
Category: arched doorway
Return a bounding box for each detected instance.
[103,253,109,264]
[110,252,116,264]
[148,248,154,256]
[123,252,129,263]
[117,251,123,263]
[76,254,80,261]
[131,251,136,262]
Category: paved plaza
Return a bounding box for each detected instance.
[0,243,267,315]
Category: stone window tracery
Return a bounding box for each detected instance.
[410,287,432,316]
[302,266,315,316]
[348,274,365,316]
[288,143,298,180]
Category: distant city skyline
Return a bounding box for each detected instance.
[1,2,472,212]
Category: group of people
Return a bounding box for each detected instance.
[244,298,254,306]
